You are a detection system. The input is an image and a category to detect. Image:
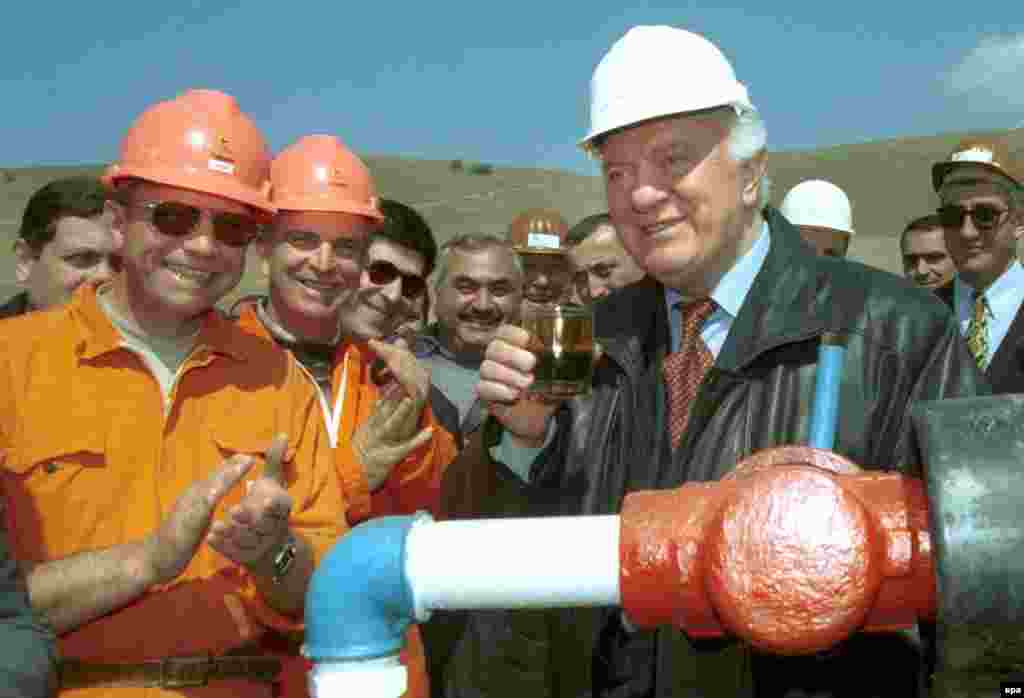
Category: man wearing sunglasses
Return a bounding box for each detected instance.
[234,137,456,698]
[933,138,1024,393]
[340,198,436,342]
[0,90,346,697]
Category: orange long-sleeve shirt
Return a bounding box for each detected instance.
[0,284,346,698]
[235,304,458,698]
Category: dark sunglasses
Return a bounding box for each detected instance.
[137,200,262,248]
[937,203,1009,233]
[366,260,427,300]
[283,230,363,259]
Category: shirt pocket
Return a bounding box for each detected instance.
[3,432,119,561]
[212,429,299,486]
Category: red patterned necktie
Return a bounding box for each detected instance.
[663,299,716,450]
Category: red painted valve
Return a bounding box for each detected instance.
[619,446,936,655]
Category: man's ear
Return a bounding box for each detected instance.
[104,200,127,249]
[13,239,37,285]
[254,234,273,279]
[740,149,768,208]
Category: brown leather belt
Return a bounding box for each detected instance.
[59,654,282,690]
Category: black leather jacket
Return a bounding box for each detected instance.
[524,208,986,698]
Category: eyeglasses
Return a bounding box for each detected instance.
[937,203,1010,233]
[283,230,363,259]
[366,260,427,300]
[136,201,262,248]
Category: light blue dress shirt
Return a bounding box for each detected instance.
[664,221,771,357]
[953,260,1024,369]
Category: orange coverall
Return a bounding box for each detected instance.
[236,304,458,698]
[0,284,346,697]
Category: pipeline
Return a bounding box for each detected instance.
[305,515,620,697]
[303,397,1024,698]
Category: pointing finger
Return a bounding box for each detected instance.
[207,456,254,504]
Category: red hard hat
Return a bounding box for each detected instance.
[102,89,274,214]
[270,135,383,220]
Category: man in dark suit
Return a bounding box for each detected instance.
[933,137,1024,393]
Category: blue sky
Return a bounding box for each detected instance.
[4,2,1023,175]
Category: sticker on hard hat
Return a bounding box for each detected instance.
[208,158,236,175]
[951,147,997,166]
[527,232,561,250]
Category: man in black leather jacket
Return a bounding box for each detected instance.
[476,25,984,698]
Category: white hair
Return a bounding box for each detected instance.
[727,106,772,208]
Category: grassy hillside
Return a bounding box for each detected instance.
[2,126,1021,301]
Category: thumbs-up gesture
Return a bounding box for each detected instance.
[206,434,294,573]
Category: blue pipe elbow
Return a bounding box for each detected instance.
[304,514,420,662]
[808,333,847,452]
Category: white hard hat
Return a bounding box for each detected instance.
[580,26,753,151]
[779,180,855,236]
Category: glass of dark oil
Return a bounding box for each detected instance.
[521,302,594,399]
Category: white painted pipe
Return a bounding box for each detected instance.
[307,514,622,698]
[308,656,406,698]
[405,515,622,620]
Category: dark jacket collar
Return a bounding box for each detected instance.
[595,207,832,376]
[716,206,831,371]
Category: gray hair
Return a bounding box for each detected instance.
[433,233,524,289]
[727,107,772,208]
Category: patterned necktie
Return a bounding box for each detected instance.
[663,299,716,450]
[966,294,989,371]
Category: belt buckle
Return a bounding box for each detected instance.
[161,655,212,689]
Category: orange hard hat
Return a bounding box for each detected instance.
[102,89,274,214]
[932,136,1024,192]
[508,208,570,254]
[270,135,383,220]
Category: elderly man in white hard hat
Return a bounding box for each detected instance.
[779,179,855,257]
[473,25,982,698]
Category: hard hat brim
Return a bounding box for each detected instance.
[514,246,568,256]
[273,195,385,222]
[104,163,276,215]
[579,98,752,154]
[932,160,1022,193]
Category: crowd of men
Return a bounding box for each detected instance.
[0,21,1019,698]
